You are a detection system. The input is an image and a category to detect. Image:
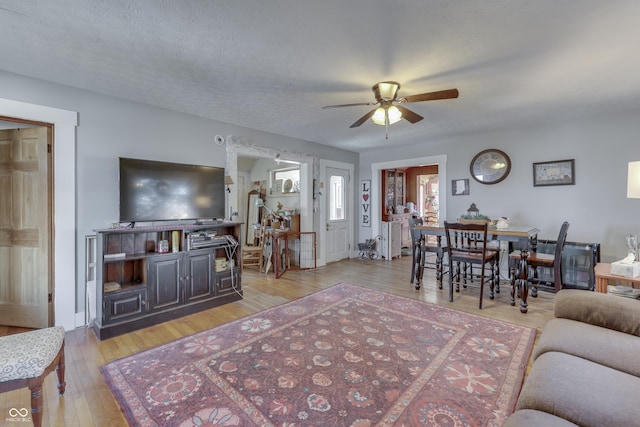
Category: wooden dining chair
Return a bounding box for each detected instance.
[410,217,446,290]
[444,221,499,309]
[509,221,570,298]
[241,221,266,272]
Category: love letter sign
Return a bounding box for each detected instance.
[360,180,371,227]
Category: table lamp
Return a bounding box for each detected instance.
[224,175,234,193]
[627,161,640,260]
[627,161,640,199]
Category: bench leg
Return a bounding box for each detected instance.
[30,379,44,427]
[56,346,66,395]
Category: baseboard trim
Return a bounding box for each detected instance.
[75,310,86,328]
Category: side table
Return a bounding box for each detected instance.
[594,263,640,293]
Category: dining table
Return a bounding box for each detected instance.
[414,223,541,313]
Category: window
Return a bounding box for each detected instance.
[329,174,345,220]
[272,167,300,193]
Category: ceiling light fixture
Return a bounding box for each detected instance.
[371,104,403,139]
[371,105,402,126]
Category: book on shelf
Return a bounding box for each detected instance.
[607,285,640,299]
[104,252,126,259]
[104,282,122,293]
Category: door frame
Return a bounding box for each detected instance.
[319,159,354,266]
[226,141,314,237]
[0,98,78,330]
[370,155,447,242]
[0,124,53,327]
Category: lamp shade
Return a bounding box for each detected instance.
[371,106,403,126]
[372,107,386,125]
[387,105,402,124]
[628,161,640,199]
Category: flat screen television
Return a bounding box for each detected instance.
[119,157,226,223]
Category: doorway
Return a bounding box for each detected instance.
[325,166,350,263]
[319,160,354,265]
[418,174,440,223]
[0,98,77,330]
[226,141,313,241]
[371,155,447,242]
[0,121,53,328]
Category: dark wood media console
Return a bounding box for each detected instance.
[92,222,243,340]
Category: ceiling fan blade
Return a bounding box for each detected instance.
[395,105,424,124]
[322,102,376,109]
[350,109,376,128]
[400,88,459,103]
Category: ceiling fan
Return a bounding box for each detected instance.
[322,81,459,138]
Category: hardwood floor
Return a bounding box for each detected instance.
[0,255,555,426]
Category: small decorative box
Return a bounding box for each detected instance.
[158,240,169,253]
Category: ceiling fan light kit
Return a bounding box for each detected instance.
[373,81,400,101]
[322,81,459,137]
[372,105,402,126]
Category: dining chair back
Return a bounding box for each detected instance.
[524,221,570,292]
[444,221,498,309]
[410,217,446,290]
[550,221,570,290]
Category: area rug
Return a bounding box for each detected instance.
[101,283,536,426]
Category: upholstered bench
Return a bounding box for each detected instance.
[0,326,66,427]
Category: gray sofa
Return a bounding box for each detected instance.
[504,289,640,427]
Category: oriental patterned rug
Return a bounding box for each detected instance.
[101,283,535,427]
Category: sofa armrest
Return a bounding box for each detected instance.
[554,289,640,337]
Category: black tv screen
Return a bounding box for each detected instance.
[119,157,225,222]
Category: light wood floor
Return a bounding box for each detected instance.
[1,255,556,426]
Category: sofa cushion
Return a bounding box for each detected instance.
[533,317,640,377]
[503,409,579,427]
[554,290,640,336]
[516,351,640,427]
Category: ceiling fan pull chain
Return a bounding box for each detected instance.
[385,111,390,140]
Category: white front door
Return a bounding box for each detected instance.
[326,167,350,263]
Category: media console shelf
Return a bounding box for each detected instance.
[92,222,243,340]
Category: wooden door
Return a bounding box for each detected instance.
[0,127,52,328]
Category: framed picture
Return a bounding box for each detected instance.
[452,179,469,196]
[274,179,283,193]
[533,159,575,186]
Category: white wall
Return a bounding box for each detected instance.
[360,108,640,262]
[4,67,639,326]
[0,70,358,325]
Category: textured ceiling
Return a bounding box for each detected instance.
[1,1,640,152]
